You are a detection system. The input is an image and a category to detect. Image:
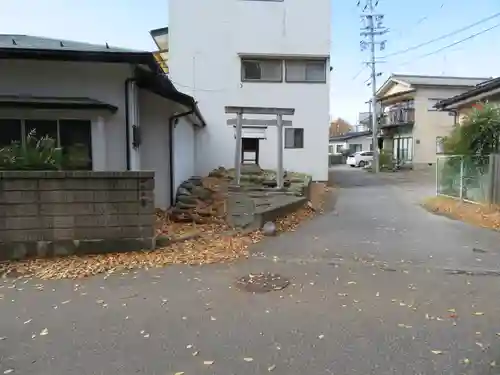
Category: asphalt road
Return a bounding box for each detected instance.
[2,166,500,375]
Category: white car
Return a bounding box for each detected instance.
[346,151,373,167]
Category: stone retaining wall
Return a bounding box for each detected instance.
[0,171,155,260]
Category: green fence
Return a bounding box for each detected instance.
[436,155,491,203]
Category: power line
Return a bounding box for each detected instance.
[394,22,500,67]
[382,11,500,58]
[392,1,447,40]
[351,64,367,80]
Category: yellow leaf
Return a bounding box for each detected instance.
[174,372,185,375]
[431,350,443,355]
[473,312,485,316]
[204,360,214,365]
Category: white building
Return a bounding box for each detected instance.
[0,34,205,209]
[164,0,331,181]
[329,131,373,155]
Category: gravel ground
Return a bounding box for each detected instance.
[2,166,500,375]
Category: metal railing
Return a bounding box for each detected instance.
[436,155,491,204]
[380,108,415,127]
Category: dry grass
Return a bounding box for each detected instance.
[0,203,322,280]
[422,196,500,231]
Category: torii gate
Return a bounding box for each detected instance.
[225,106,295,188]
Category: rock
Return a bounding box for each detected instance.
[155,234,172,248]
[263,180,277,188]
[176,200,198,209]
[262,221,277,236]
[180,180,195,191]
[191,186,212,200]
[241,164,262,175]
[176,187,191,197]
[188,176,204,186]
[177,195,198,205]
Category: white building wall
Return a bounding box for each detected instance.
[0,59,132,171]
[138,90,173,210]
[173,117,196,191]
[168,0,331,181]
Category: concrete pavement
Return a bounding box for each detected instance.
[2,166,500,374]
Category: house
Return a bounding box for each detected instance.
[435,77,500,123]
[376,74,489,169]
[163,0,331,182]
[329,130,372,155]
[0,34,205,209]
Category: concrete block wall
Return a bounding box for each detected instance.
[0,171,155,260]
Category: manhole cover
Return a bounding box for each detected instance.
[235,272,290,293]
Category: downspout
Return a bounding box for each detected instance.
[124,78,135,171]
[168,109,195,207]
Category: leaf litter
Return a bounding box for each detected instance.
[0,204,318,280]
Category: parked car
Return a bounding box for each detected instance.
[346,151,373,167]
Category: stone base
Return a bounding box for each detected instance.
[0,237,155,261]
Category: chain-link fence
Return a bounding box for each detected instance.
[436,155,491,203]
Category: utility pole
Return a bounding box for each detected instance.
[359,0,387,173]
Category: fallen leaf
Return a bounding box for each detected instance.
[192,351,199,356]
[174,372,185,375]
[243,357,254,362]
[210,316,217,321]
[347,281,356,285]
[268,364,276,372]
[473,312,485,316]
[318,334,325,339]
[476,342,485,350]
[39,328,48,336]
[3,369,13,374]
[462,358,470,365]
[23,319,32,325]
[491,361,497,367]
[448,308,456,313]
[203,360,214,365]
[61,300,71,304]
[431,350,443,355]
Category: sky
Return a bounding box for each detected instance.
[1,0,499,124]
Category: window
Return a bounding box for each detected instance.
[328,145,334,154]
[241,59,283,82]
[0,118,92,170]
[285,60,327,83]
[0,119,22,147]
[25,120,58,141]
[436,136,445,154]
[285,128,304,148]
[363,151,374,156]
[59,120,92,170]
[336,144,343,153]
[349,144,362,153]
[393,137,413,162]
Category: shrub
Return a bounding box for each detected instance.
[0,130,63,170]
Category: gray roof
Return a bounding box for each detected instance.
[0,34,144,53]
[330,130,372,142]
[392,74,490,88]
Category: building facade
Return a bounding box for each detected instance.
[375,74,489,169]
[0,35,205,209]
[166,0,331,181]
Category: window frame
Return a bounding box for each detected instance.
[241,59,283,83]
[285,59,327,83]
[0,118,93,170]
[284,128,304,149]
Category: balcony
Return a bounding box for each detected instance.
[380,108,415,128]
